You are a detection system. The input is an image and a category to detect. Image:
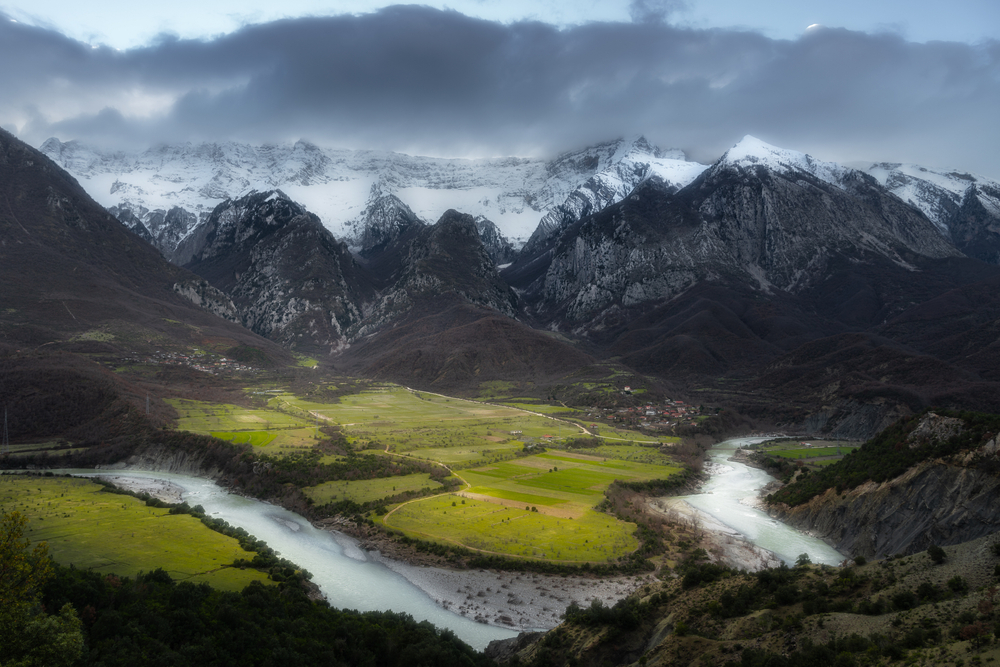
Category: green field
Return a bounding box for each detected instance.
[571,444,678,465]
[771,446,858,459]
[304,473,444,506]
[500,401,577,415]
[383,448,681,560]
[459,451,682,518]
[169,398,321,454]
[166,383,684,562]
[0,475,272,591]
[210,430,277,447]
[272,387,589,454]
[384,495,638,562]
[396,442,526,467]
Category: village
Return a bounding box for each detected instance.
[120,350,259,376]
[583,390,706,434]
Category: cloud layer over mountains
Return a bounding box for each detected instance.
[2,5,997,175]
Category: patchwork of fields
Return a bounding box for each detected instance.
[382,449,682,561]
[167,382,685,562]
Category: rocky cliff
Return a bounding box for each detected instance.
[771,413,1000,559]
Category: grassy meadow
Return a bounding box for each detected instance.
[755,439,860,469]
[384,494,639,562]
[168,398,323,455]
[304,473,443,505]
[0,475,272,591]
[382,449,682,561]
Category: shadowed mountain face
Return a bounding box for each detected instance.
[178,190,376,354]
[0,129,288,365]
[497,140,1000,434]
[338,296,596,392]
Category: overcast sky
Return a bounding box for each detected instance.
[1,1,998,177]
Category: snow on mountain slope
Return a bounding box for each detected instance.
[718,135,854,189]
[39,136,705,257]
[865,162,1000,236]
[520,137,708,253]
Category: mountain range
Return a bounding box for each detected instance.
[13,130,1000,439]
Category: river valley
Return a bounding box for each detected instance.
[49,436,845,650]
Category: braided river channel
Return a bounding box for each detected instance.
[54,437,843,650]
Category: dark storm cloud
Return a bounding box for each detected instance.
[2,6,998,175]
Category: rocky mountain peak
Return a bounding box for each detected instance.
[178,189,374,353]
[474,216,516,265]
[345,180,424,256]
[714,135,853,189]
[520,137,707,255]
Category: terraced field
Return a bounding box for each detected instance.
[0,475,272,591]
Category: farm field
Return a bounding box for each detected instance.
[304,473,444,506]
[770,446,858,459]
[383,448,682,560]
[272,386,588,454]
[566,444,678,465]
[0,475,272,591]
[755,439,860,468]
[164,383,683,562]
[168,398,321,454]
[384,495,638,562]
[499,401,577,415]
[397,442,525,468]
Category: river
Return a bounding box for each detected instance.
[50,437,842,649]
[52,469,519,651]
[676,437,845,566]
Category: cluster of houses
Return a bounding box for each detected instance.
[585,397,704,432]
[135,350,258,375]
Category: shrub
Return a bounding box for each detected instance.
[947,576,968,594]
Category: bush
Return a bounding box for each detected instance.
[928,544,946,564]
[947,576,968,594]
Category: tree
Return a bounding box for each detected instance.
[0,511,52,607]
[0,510,83,667]
[796,553,812,567]
[928,543,946,564]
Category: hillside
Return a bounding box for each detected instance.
[498,535,1000,666]
[761,410,1000,559]
[0,129,290,366]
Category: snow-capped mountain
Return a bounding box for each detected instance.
[345,180,424,257]
[508,135,960,333]
[867,162,1000,264]
[38,136,707,260]
[519,137,708,253]
[865,162,1000,263]
[866,163,988,232]
[718,135,854,189]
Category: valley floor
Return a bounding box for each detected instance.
[99,472,650,632]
